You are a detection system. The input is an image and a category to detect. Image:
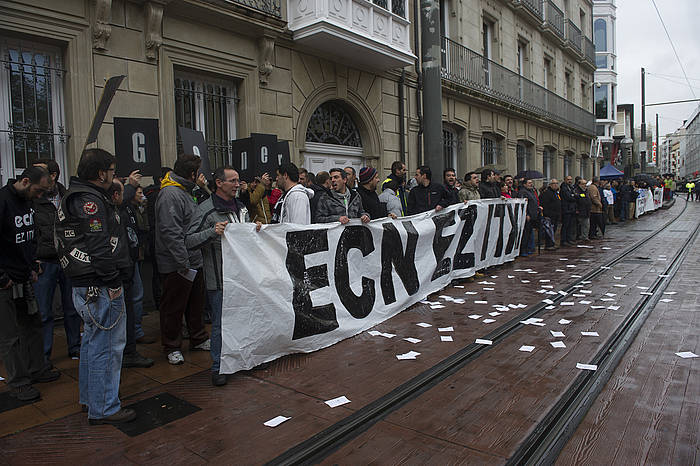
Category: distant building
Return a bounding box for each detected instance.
[593,0,617,172]
[680,104,700,179]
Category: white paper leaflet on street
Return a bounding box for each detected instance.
[219,199,527,374]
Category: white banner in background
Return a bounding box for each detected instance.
[635,188,664,218]
[219,199,527,374]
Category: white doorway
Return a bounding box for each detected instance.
[303,142,364,175]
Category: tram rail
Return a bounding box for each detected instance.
[267,200,695,465]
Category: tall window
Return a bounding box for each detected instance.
[482,21,493,86]
[580,157,585,178]
[481,133,501,166]
[595,84,609,120]
[0,38,67,183]
[442,128,458,172]
[564,152,572,176]
[594,19,607,52]
[174,70,238,170]
[543,148,553,180]
[564,71,573,102]
[517,141,531,173]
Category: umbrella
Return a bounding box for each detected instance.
[516,170,544,180]
[539,217,555,248]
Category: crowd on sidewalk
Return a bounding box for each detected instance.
[0,146,671,426]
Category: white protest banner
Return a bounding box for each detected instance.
[635,188,663,218]
[220,199,527,374]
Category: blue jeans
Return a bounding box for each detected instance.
[72,286,126,419]
[132,263,144,339]
[207,290,222,373]
[33,262,81,358]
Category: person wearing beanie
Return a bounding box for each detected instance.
[357,167,395,220]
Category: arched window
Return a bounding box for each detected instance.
[442,127,458,171]
[564,151,573,176]
[543,147,554,180]
[305,101,362,147]
[481,133,501,166]
[594,19,607,52]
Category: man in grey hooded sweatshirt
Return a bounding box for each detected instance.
[155,155,215,365]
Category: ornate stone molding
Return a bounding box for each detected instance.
[93,0,112,51]
[145,2,166,60]
[258,35,275,86]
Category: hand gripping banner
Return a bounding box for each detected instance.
[220,198,527,374]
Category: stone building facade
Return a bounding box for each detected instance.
[0,0,595,186]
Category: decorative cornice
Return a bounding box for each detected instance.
[145,1,166,60]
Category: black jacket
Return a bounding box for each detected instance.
[444,185,460,205]
[407,182,449,215]
[357,185,387,219]
[559,182,578,215]
[518,187,540,224]
[540,187,562,223]
[55,177,124,288]
[575,184,592,218]
[308,184,328,223]
[0,181,38,286]
[33,182,67,262]
[620,184,637,203]
[479,181,501,199]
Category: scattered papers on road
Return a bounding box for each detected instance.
[577,245,594,248]
[482,318,496,323]
[483,287,495,291]
[558,291,568,296]
[566,265,577,268]
[540,279,551,282]
[660,298,674,303]
[551,341,566,348]
[558,319,571,325]
[416,322,432,328]
[325,396,351,407]
[560,302,574,306]
[602,247,611,250]
[508,275,515,278]
[613,276,622,280]
[475,338,493,345]
[475,300,488,304]
[468,314,482,319]
[659,274,669,278]
[550,331,565,338]
[489,312,501,316]
[579,300,592,305]
[640,291,653,295]
[519,345,535,352]
[396,351,421,360]
[543,299,554,304]
[636,286,648,290]
[663,291,677,295]
[438,327,454,332]
[454,285,465,288]
[545,305,556,310]
[605,293,616,297]
[576,363,597,371]
[440,336,453,342]
[430,305,445,309]
[404,337,421,344]
[264,416,291,427]
[613,284,627,288]
[581,331,599,336]
[608,305,620,310]
[521,317,546,326]
[600,298,615,302]
[465,291,478,295]
[521,280,531,283]
[600,266,611,270]
[590,305,605,309]
[368,331,396,338]
[675,351,698,359]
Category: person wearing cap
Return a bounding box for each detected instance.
[357,167,396,220]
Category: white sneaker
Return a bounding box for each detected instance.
[193,339,211,351]
[167,350,185,365]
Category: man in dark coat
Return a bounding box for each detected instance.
[443,168,460,205]
[559,175,578,245]
[407,165,449,214]
[518,178,540,256]
[357,166,391,220]
[575,178,592,241]
[539,179,562,250]
[479,169,501,199]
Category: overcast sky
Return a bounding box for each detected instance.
[616,0,700,138]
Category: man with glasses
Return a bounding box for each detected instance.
[0,166,59,403]
[187,166,242,386]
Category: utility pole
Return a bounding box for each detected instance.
[641,67,646,174]
[655,113,659,172]
[420,0,443,175]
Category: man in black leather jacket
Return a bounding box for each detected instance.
[559,175,578,245]
[55,148,135,426]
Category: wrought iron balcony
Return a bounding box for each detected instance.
[441,37,595,135]
[565,19,582,55]
[512,0,544,24]
[287,0,414,69]
[582,36,596,68]
[225,0,281,17]
[542,0,565,42]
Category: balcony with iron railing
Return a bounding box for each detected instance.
[287,0,414,69]
[441,37,595,135]
[228,0,282,17]
[565,19,582,55]
[582,36,596,69]
[511,0,544,25]
[541,0,565,42]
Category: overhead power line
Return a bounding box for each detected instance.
[647,72,700,82]
[649,0,697,98]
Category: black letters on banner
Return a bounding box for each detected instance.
[286,230,338,340]
[431,211,456,281]
[380,221,420,305]
[493,204,506,258]
[504,203,520,255]
[334,226,376,319]
[113,118,161,177]
[454,204,477,270]
[481,204,495,261]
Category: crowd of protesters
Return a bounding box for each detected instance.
[0,146,678,426]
